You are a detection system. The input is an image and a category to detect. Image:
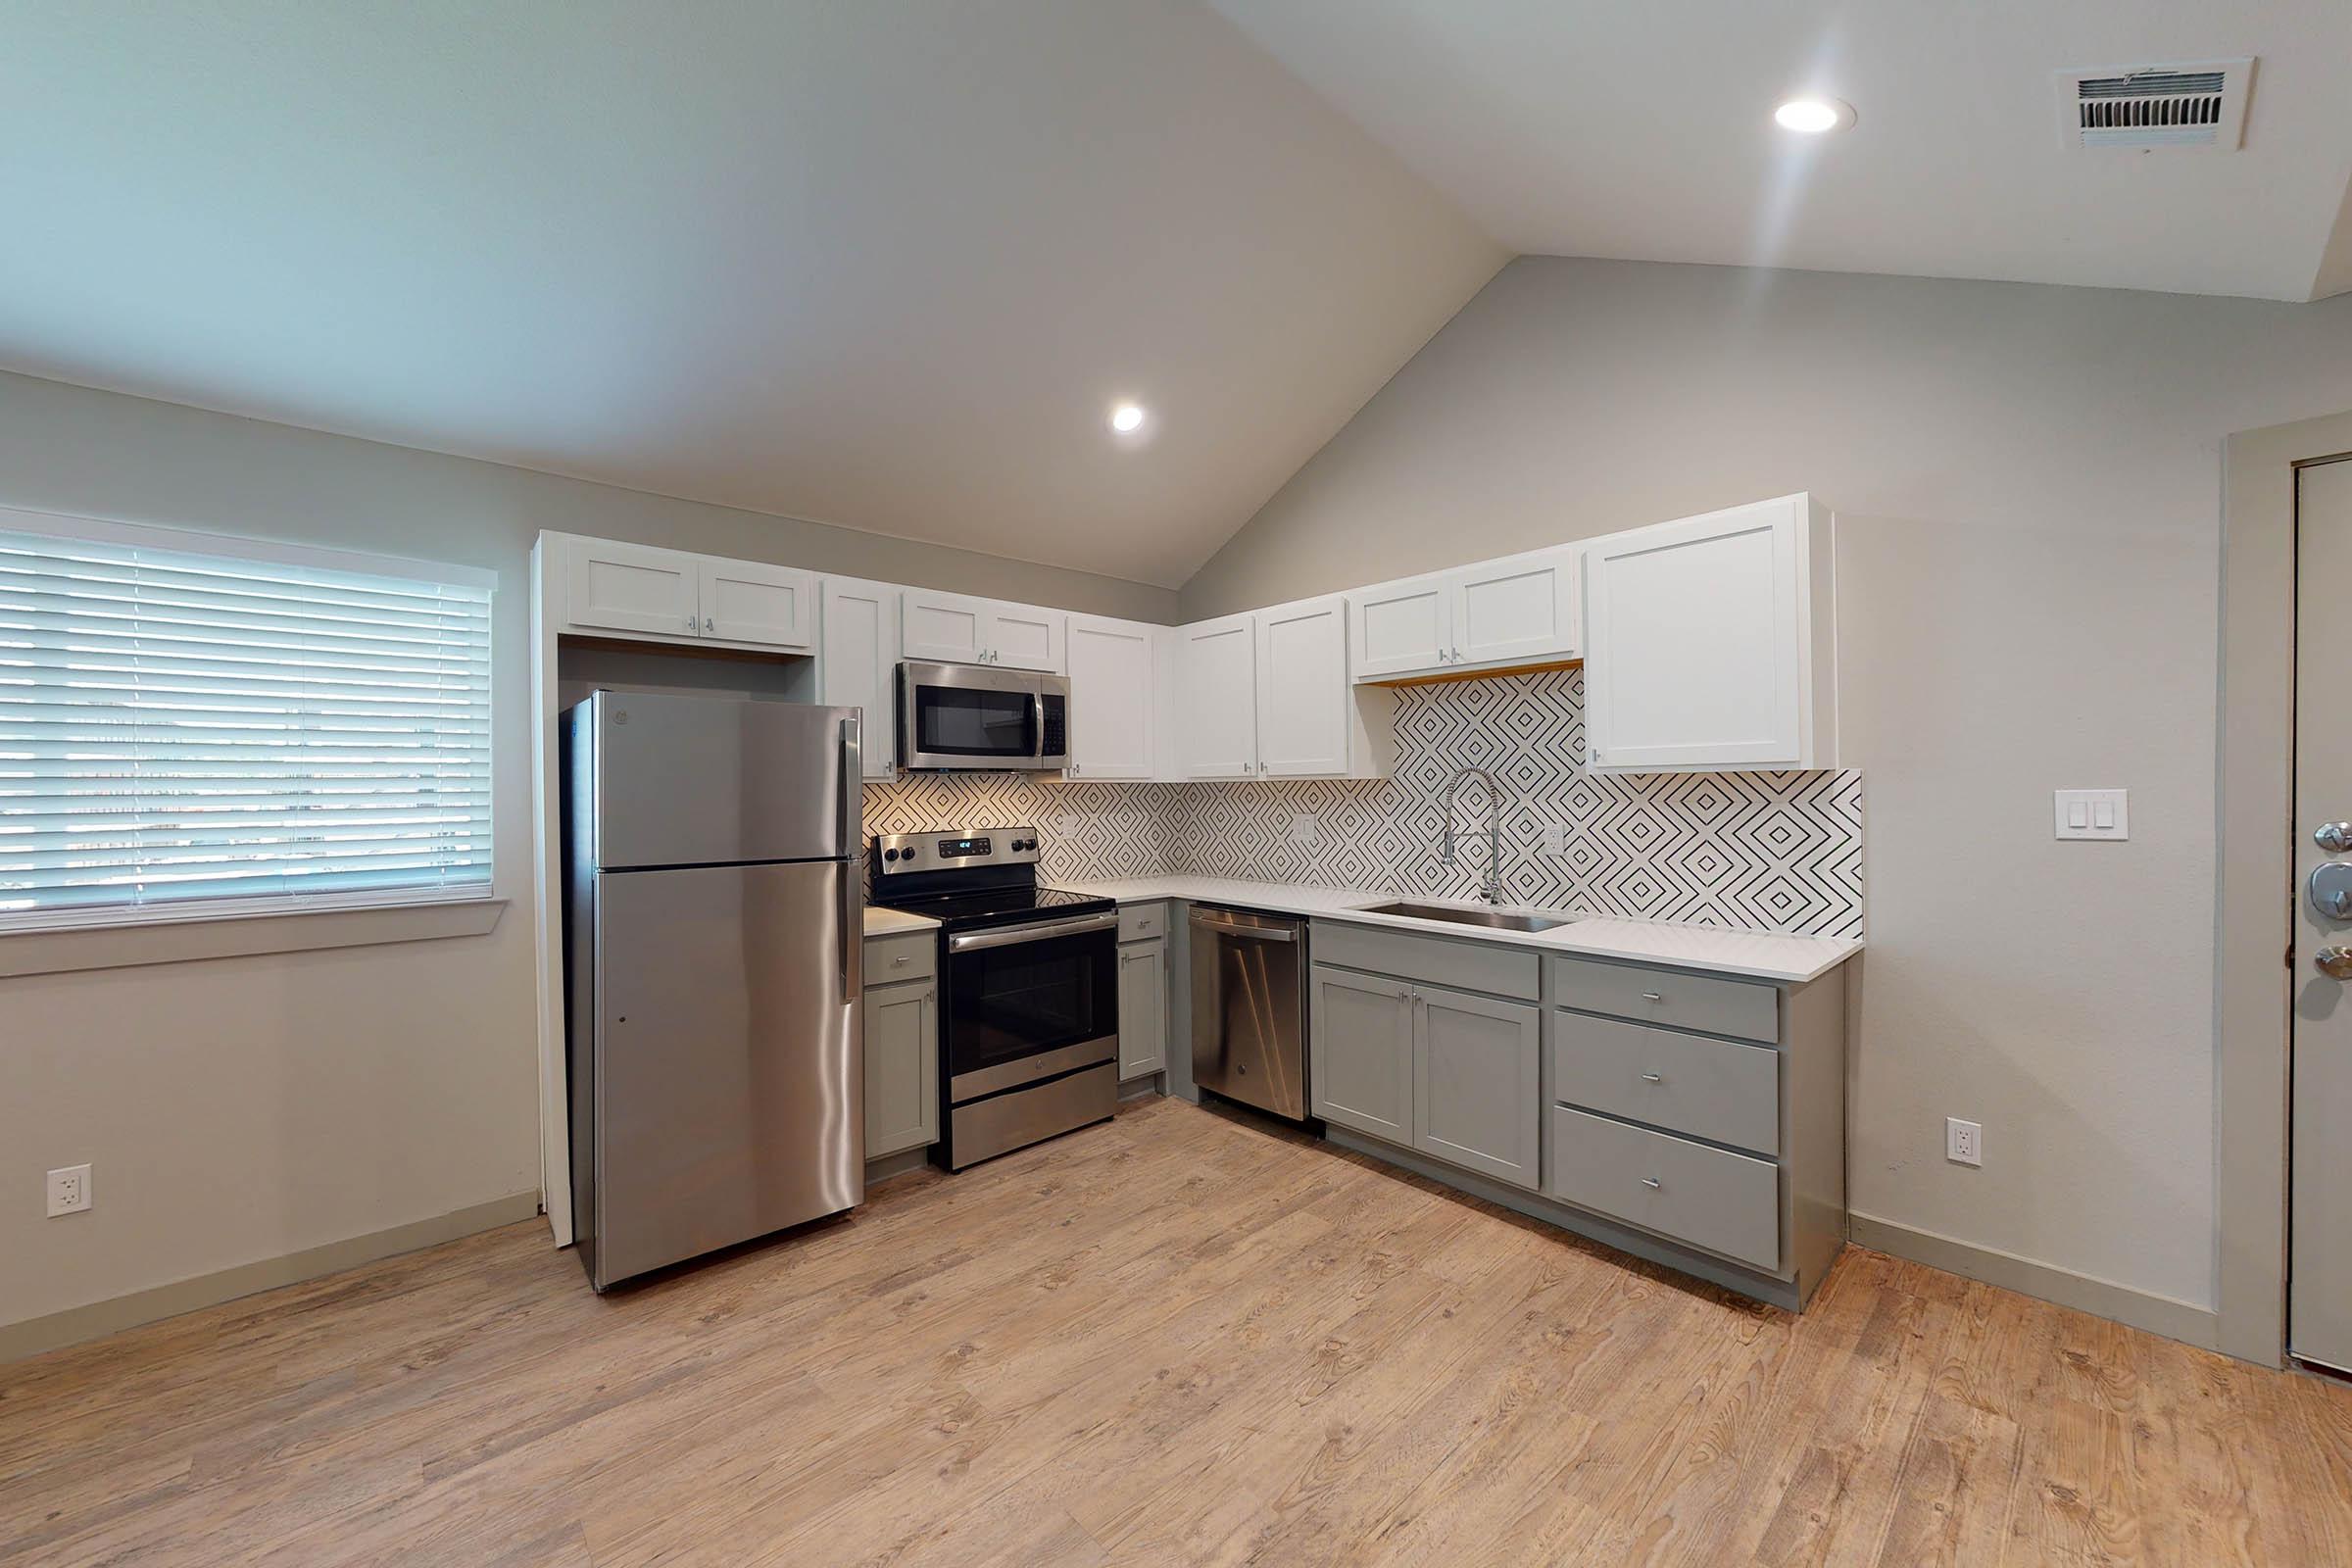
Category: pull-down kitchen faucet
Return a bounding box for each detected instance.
[1440,765,1504,905]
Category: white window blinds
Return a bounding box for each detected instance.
[0,518,493,929]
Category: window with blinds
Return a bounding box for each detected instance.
[0,515,493,930]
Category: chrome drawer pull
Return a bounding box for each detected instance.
[1640,991,1664,1002]
[1640,1071,1663,1083]
[1641,1176,1662,1190]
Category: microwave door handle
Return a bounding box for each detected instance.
[1031,687,1046,762]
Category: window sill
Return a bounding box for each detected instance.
[0,896,509,979]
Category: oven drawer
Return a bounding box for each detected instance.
[865,930,936,984]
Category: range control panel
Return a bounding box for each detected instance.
[871,826,1041,874]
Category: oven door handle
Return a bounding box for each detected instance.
[947,910,1119,953]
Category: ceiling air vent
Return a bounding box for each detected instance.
[2055,59,2253,151]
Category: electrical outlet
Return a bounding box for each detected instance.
[1542,822,1570,856]
[1052,813,1084,840]
[1945,1118,1982,1167]
[46,1163,91,1216]
[1289,813,1319,847]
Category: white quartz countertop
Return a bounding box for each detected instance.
[1055,875,1860,984]
[862,905,939,936]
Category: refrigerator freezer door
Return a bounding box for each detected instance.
[589,858,862,1288]
[591,690,860,869]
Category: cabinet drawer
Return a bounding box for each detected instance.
[1545,955,1778,1043]
[1118,901,1170,943]
[1546,1105,1781,1271]
[1548,1012,1779,1155]
[1315,921,1540,1001]
[865,930,937,984]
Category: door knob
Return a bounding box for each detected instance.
[2320,823,2352,854]
[2312,862,2352,920]
[2320,946,2352,980]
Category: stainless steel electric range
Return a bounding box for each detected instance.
[868,827,1118,1170]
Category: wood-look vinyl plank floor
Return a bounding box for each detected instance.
[4,1097,2348,1567]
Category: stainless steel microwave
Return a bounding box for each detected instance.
[897,661,1069,770]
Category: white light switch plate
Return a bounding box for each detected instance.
[2054,789,2129,841]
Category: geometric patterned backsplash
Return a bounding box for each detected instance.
[866,666,1863,938]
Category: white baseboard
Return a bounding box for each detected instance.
[1849,1210,2218,1350]
[0,1191,544,1364]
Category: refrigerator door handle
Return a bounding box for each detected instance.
[840,716,862,1002]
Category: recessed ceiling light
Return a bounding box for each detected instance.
[1774,97,1854,134]
[1108,403,1147,434]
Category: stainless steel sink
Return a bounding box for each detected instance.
[1355,901,1578,933]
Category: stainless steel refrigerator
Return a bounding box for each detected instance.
[562,690,863,1291]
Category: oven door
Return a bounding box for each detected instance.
[899,661,1047,770]
[943,911,1118,1099]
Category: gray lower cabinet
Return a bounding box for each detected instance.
[1309,963,1413,1142]
[1118,936,1167,1078]
[1413,984,1541,1189]
[863,978,937,1157]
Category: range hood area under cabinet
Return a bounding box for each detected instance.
[534,488,1836,788]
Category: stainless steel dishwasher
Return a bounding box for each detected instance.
[1189,905,1309,1120]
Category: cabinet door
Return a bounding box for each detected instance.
[818,577,901,777]
[863,980,937,1158]
[901,589,989,664]
[1065,614,1156,779]
[1348,572,1452,680]
[1413,985,1541,1190]
[1117,938,1167,1077]
[1254,595,1350,776]
[1583,496,1809,771]
[1453,547,1579,668]
[564,537,701,638]
[1309,963,1413,1143]
[698,558,812,649]
[983,603,1065,672]
[1176,613,1258,777]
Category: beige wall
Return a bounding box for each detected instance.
[1182,256,2352,1312]
[0,370,1175,1333]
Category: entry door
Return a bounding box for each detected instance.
[2295,456,2352,1372]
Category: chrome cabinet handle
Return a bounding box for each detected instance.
[1640,991,1664,1003]
[2319,945,2352,980]
[704,616,715,634]
[685,614,698,631]
[1640,1070,1663,1083]
[1641,1176,1662,1190]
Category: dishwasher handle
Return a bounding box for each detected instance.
[1189,908,1299,942]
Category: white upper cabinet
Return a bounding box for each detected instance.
[564,537,702,639]
[817,576,901,778]
[1348,546,1580,682]
[899,589,988,664]
[1452,546,1579,669]
[1063,614,1157,779]
[1350,572,1452,680]
[1582,493,1836,773]
[562,536,810,649]
[697,558,812,649]
[1254,595,1351,776]
[1177,613,1260,777]
[900,588,1065,672]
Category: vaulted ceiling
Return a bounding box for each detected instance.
[0,2,1503,588]
[6,3,2348,592]
[1211,0,2352,303]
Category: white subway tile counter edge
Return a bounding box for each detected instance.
[863,906,941,936]
[1055,877,1860,983]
